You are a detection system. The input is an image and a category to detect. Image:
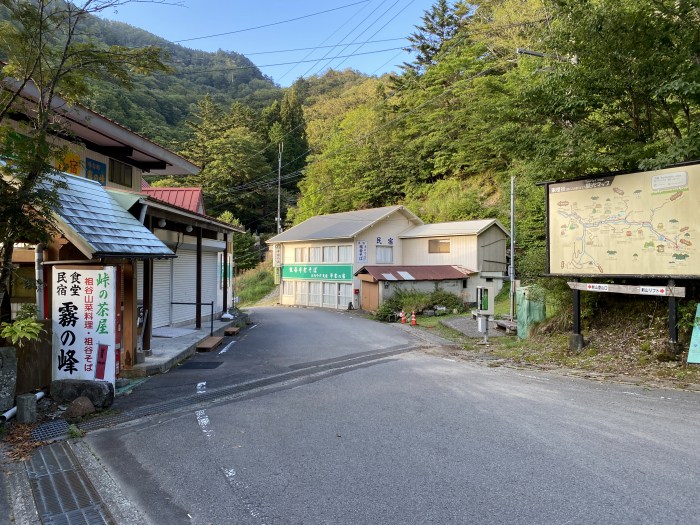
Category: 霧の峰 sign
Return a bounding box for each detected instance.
[52,266,117,385]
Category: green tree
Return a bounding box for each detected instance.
[0,0,168,320]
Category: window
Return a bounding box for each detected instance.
[309,282,321,306]
[323,246,337,262]
[283,281,294,296]
[310,247,322,262]
[429,239,451,253]
[322,282,336,306]
[109,159,133,187]
[338,245,352,263]
[294,247,307,262]
[376,246,393,263]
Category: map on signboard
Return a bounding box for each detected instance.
[548,164,699,276]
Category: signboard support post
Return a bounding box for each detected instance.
[668,278,679,349]
[569,278,584,352]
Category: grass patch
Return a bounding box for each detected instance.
[235,261,276,306]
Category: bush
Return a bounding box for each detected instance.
[373,288,465,321]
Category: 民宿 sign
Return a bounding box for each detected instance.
[52,266,117,385]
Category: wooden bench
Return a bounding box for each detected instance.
[494,320,517,335]
[224,326,240,336]
[197,336,224,352]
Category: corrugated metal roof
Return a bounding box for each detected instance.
[52,174,174,259]
[268,206,423,243]
[143,187,205,214]
[356,265,476,281]
[399,219,510,238]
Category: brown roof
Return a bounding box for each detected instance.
[142,187,205,214]
[356,265,476,281]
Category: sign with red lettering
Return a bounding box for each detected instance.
[51,266,117,385]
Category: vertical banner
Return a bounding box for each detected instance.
[356,240,368,263]
[52,266,117,385]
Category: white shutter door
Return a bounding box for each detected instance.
[202,252,218,313]
[152,259,172,328]
[172,249,198,325]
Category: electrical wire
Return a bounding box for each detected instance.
[173,1,371,44]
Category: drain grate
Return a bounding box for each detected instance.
[26,443,115,525]
[178,361,223,370]
[32,420,70,442]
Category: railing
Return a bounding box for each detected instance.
[170,301,214,336]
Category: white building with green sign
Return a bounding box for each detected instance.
[269,206,510,311]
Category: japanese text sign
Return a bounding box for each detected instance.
[52,266,117,385]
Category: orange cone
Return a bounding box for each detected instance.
[400,310,406,324]
[411,311,417,326]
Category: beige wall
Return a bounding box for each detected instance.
[401,235,479,269]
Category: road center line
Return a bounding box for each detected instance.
[195,409,214,439]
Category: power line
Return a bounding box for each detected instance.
[177,47,406,75]
[173,1,371,44]
[241,38,406,56]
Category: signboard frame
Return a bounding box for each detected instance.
[51,265,117,386]
[544,162,700,279]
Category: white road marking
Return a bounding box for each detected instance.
[196,381,206,394]
[249,324,258,329]
[195,410,214,439]
[219,340,236,355]
[221,466,267,523]
[442,358,456,362]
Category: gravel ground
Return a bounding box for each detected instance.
[440,315,508,338]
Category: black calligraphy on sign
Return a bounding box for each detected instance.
[58,302,79,327]
[57,349,79,374]
[56,271,68,296]
[60,330,76,346]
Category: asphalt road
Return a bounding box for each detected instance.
[86,307,700,524]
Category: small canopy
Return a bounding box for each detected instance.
[52,174,174,259]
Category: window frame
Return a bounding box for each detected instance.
[428,239,451,254]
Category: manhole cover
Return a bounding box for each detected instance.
[178,361,223,370]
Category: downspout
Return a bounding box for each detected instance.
[138,202,148,224]
[35,243,46,319]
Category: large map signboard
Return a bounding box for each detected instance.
[547,164,699,277]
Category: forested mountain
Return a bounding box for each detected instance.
[80,17,283,146]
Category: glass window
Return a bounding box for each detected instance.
[109,159,133,187]
[309,282,321,306]
[294,247,307,262]
[322,282,336,307]
[295,281,308,305]
[376,246,393,264]
[429,239,451,253]
[310,247,322,262]
[339,283,353,309]
[338,245,352,263]
[283,281,294,296]
[323,246,337,262]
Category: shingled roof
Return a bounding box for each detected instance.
[51,174,174,259]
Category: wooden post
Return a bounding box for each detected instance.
[143,257,153,356]
[123,260,141,365]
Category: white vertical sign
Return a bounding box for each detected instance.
[356,240,368,263]
[52,266,117,385]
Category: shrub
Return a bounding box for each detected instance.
[429,289,464,312]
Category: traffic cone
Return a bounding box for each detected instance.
[400,310,406,324]
[411,310,417,326]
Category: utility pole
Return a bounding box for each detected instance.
[277,142,283,234]
[509,175,516,321]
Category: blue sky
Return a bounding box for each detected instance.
[99,0,437,87]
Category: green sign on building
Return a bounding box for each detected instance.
[282,264,353,282]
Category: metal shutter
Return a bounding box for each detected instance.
[171,249,198,325]
[152,259,172,328]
